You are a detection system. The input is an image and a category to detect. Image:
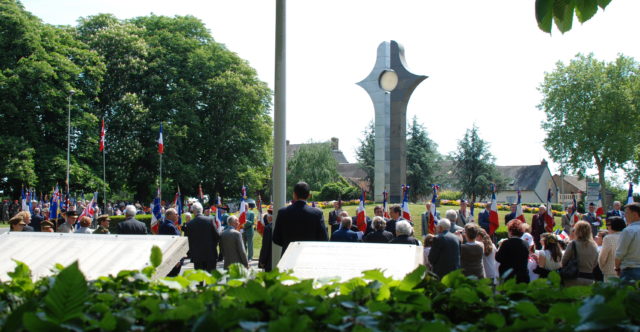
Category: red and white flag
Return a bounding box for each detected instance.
[489,184,499,235]
[99,118,105,152]
[596,192,604,216]
[382,190,390,219]
[428,185,439,234]
[356,191,367,232]
[401,185,411,221]
[545,188,555,232]
[515,189,526,222]
[237,186,247,230]
[78,192,98,220]
[256,194,265,236]
[157,123,164,154]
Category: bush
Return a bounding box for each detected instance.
[439,190,462,200]
[108,214,152,234]
[1,257,638,331]
[316,181,360,201]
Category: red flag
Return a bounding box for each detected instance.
[238,199,246,230]
[544,188,555,232]
[157,123,164,154]
[401,185,411,221]
[256,195,265,236]
[515,190,526,222]
[595,193,604,216]
[356,191,367,232]
[489,185,499,235]
[99,118,105,152]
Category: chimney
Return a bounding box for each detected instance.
[541,158,547,166]
[331,137,339,150]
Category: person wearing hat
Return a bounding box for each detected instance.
[57,210,78,233]
[9,216,26,232]
[14,211,34,232]
[243,202,256,260]
[41,220,55,232]
[94,215,111,234]
[583,202,602,237]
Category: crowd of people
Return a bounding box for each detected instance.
[3,182,640,284]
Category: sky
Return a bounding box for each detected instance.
[21,0,640,185]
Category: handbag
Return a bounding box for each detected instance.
[560,241,579,280]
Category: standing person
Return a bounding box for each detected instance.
[14,211,34,232]
[478,229,498,283]
[421,202,440,237]
[445,210,463,233]
[390,220,421,245]
[117,205,147,234]
[243,202,256,260]
[599,216,625,281]
[159,208,180,235]
[531,205,547,249]
[428,219,461,279]
[504,204,517,225]
[582,202,602,238]
[258,209,274,271]
[31,208,43,232]
[477,202,491,234]
[615,202,640,281]
[272,182,328,255]
[363,216,393,243]
[328,200,343,234]
[57,210,78,233]
[93,215,111,234]
[535,233,563,277]
[184,202,221,271]
[562,221,599,286]
[606,201,624,219]
[422,234,436,271]
[331,217,359,242]
[561,205,576,235]
[385,205,403,237]
[459,223,485,278]
[496,219,530,283]
[456,199,470,228]
[74,216,93,233]
[221,215,249,269]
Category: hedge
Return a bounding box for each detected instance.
[1,249,638,331]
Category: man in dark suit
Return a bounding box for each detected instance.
[117,205,147,234]
[273,182,328,255]
[327,200,342,233]
[582,202,602,237]
[31,208,44,231]
[159,208,180,236]
[385,204,403,236]
[504,204,517,225]
[184,202,221,271]
[531,205,547,249]
[258,209,274,271]
[428,218,461,278]
[331,217,359,242]
[477,202,491,234]
[607,201,624,220]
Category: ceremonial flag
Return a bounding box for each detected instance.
[99,118,105,152]
[382,190,390,219]
[173,188,183,228]
[596,192,604,216]
[555,229,569,241]
[515,189,525,222]
[157,123,164,154]
[238,186,247,230]
[27,189,33,214]
[216,195,223,230]
[470,200,475,219]
[544,188,555,232]
[256,194,265,236]
[489,184,499,235]
[78,192,98,229]
[21,187,28,212]
[401,185,411,221]
[150,187,162,234]
[356,191,367,232]
[49,187,59,220]
[627,182,634,205]
[198,183,204,203]
[428,185,439,235]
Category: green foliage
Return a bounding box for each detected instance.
[536,0,612,33]
[406,116,441,202]
[451,125,505,202]
[317,179,361,201]
[438,190,462,200]
[150,245,162,269]
[355,121,375,193]
[539,53,640,208]
[0,258,638,331]
[287,142,340,196]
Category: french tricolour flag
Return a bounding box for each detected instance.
[382,190,390,219]
[150,187,162,234]
[627,182,634,205]
[545,188,555,232]
[489,185,499,235]
[256,195,265,236]
[356,191,367,232]
[237,186,247,230]
[428,185,439,235]
[157,123,164,154]
[401,185,411,221]
[515,189,525,222]
[596,192,604,216]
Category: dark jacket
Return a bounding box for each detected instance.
[31,215,44,232]
[159,218,180,236]
[428,231,461,278]
[330,228,359,242]
[328,209,342,227]
[385,218,399,236]
[389,235,420,245]
[363,229,393,243]
[478,210,490,234]
[258,222,273,271]
[606,209,623,219]
[117,217,148,235]
[272,200,328,254]
[531,214,546,247]
[496,237,530,283]
[504,212,516,225]
[185,214,220,264]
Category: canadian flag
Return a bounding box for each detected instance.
[489,185,499,235]
[428,185,439,235]
[545,188,555,232]
[401,185,411,221]
[356,191,367,232]
[515,189,526,222]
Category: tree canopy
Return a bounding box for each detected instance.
[0,1,273,202]
[535,0,612,33]
[286,142,340,196]
[539,53,640,207]
[406,116,440,202]
[355,121,375,194]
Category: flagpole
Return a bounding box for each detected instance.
[159,152,163,200]
[102,117,107,211]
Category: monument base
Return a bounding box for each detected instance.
[277,241,423,280]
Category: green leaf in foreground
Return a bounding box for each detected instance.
[43,261,88,324]
[150,245,162,268]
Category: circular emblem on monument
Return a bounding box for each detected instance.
[379,70,398,92]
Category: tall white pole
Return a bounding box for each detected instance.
[102,122,107,211]
[272,0,286,266]
[159,153,163,200]
[66,90,75,194]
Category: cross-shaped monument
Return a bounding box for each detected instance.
[357,41,427,203]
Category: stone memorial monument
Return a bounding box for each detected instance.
[357,41,427,202]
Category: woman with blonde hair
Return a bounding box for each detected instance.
[477,228,498,282]
[74,216,93,234]
[561,221,598,286]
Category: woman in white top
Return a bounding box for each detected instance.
[537,233,563,274]
[598,216,626,281]
[477,228,498,282]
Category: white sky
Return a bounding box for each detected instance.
[21,0,640,184]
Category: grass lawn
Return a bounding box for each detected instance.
[247,203,565,260]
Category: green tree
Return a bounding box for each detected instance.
[535,0,612,33]
[287,142,339,196]
[355,121,375,194]
[406,116,440,202]
[539,53,640,209]
[452,125,502,203]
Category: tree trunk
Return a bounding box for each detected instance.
[594,154,608,211]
